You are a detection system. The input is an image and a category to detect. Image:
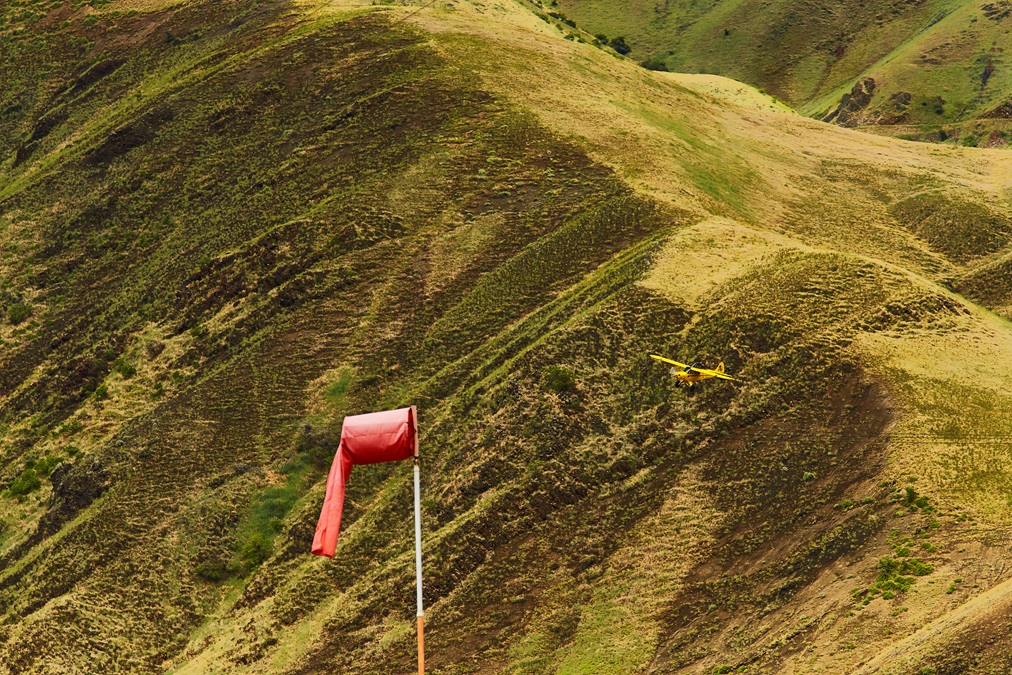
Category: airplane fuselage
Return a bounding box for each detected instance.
[653,355,733,387]
[672,368,710,386]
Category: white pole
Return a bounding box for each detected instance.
[413,458,425,674]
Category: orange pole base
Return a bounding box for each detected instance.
[417,615,425,675]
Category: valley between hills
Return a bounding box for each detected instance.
[2,0,1012,673]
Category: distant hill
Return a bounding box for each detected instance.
[554,0,1012,139]
[3,0,1012,673]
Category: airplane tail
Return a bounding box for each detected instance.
[717,362,725,373]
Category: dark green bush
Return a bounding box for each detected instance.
[542,365,576,393]
[195,561,227,582]
[7,302,31,325]
[608,36,631,55]
[640,57,669,71]
[853,556,933,605]
[9,468,41,497]
[34,456,64,477]
[61,420,84,435]
[114,357,136,378]
[239,533,272,568]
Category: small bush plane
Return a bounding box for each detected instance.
[650,354,737,388]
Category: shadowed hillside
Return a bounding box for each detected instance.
[2,0,1012,673]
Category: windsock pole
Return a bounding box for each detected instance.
[412,406,425,675]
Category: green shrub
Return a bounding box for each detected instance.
[542,365,576,393]
[6,302,32,325]
[608,36,631,55]
[640,57,669,71]
[94,384,109,400]
[61,420,84,435]
[854,556,933,604]
[113,357,136,378]
[195,561,227,582]
[34,456,64,477]
[239,533,272,568]
[9,468,41,497]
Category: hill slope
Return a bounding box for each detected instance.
[552,0,1012,138]
[1,0,1012,673]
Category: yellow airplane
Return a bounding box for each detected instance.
[650,354,737,388]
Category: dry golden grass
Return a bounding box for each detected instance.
[641,217,813,307]
[17,0,1009,671]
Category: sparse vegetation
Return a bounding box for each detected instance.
[0,0,1010,671]
[854,556,933,605]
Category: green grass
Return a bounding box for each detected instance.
[324,368,353,406]
[555,0,1012,126]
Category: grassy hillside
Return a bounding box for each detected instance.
[552,0,1012,140]
[1,0,1012,673]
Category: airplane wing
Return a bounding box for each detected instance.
[693,367,736,381]
[650,354,690,369]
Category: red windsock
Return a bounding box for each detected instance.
[311,406,418,557]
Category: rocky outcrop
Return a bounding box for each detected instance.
[983,98,1012,118]
[823,80,915,126]
[40,457,112,535]
[823,77,876,126]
